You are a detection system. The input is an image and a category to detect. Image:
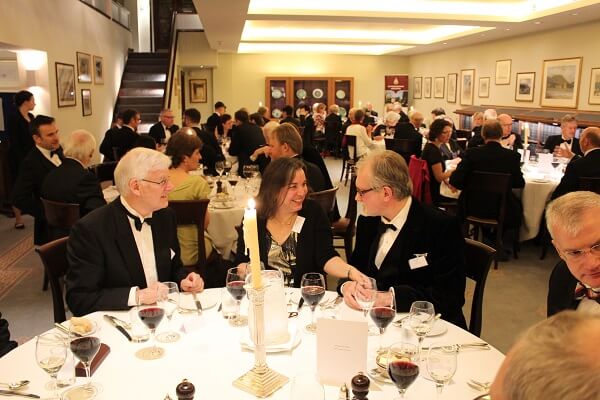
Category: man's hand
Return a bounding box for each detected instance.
[180,272,204,293]
[554,145,574,160]
[137,281,164,305]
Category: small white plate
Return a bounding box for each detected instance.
[290,291,338,306]
[179,291,219,312]
[64,319,100,337]
[296,89,307,99]
[312,88,324,99]
[272,108,282,118]
[336,89,346,99]
[427,319,448,337]
[272,88,283,99]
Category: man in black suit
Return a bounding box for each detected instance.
[551,127,600,199]
[366,102,378,117]
[543,114,582,158]
[229,109,266,175]
[546,191,600,316]
[99,113,122,161]
[99,109,139,161]
[41,129,105,218]
[280,105,300,128]
[340,150,467,328]
[11,115,63,245]
[148,108,179,144]
[205,101,226,138]
[393,110,423,159]
[65,148,204,316]
[183,108,223,176]
[498,113,523,151]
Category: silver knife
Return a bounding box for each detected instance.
[297,297,305,311]
[422,342,490,351]
[103,315,132,341]
[192,292,203,315]
[0,389,41,398]
[108,315,131,330]
[54,322,82,337]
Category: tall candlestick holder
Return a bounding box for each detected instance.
[233,285,288,397]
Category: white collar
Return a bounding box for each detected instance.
[36,145,56,159]
[120,196,153,220]
[381,197,412,230]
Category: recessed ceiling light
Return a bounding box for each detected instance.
[443,42,447,45]
[534,21,542,24]
[572,13,578,16]
[505,28,511,31]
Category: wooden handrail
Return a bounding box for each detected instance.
[164,11,179,109]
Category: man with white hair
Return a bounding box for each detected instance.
[66,147,204,316]
[149,108,179,144]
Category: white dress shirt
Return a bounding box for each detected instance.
[577,297,600,314]
[162,123,171,141]
[36,145,62,167]
[374,197,412,269]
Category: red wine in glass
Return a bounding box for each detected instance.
[70,337,101,363]
[301,286,325,308]
[138,307,165,330]
[228,179,238,187]
[388,360,419,393]
[226,280,246,301]
[370,306,395,330]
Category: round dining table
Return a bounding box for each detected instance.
[1,289,504,399]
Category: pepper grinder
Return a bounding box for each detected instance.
[176,379,195,400]
[351,371,370,400]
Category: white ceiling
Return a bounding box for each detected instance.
[193,0,600,55]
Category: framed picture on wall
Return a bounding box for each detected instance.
[588,67,600,105]
[495,59,511,85]
[460,69,475,106]
[76,52,92,83]
[447,73,457,103]
[515,72,535,102]
[93,56,104,84]
[433,77,445,98]
[540,57,582,108]
[478,77,490,98]
[424,77,432,98]
[413,77,422,99]
[81,89,92,116]
[55,62,76,107]
[189,79,207,103]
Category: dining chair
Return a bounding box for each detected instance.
[89,161,117,185]
[307,187,339,215]
[384,137,417,165]
[35,237,69,323]
[339,135,357,186]
[332,173,358,260]
[455,129,472,140]
[168,199,210,273]
[464,238,496,337]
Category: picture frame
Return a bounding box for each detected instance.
[93,55,104,84]
[81,89,92,116]
[433,77,445,98]
[424,77,432,98]
[413,77,422,99]
[55,62,76,107]
[588,67,600,105]
[478,77,490,98]
[515,72,535,102]
[540,57,582,109]
[189,78,207,103]
[460,69,475,106]
[447,73,457,103]
[76,52,92,83]
[495,59,511,85]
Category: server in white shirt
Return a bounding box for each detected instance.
[66,147,204,316]
[339,150,467,328]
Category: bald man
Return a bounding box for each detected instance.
[497,114,523,151]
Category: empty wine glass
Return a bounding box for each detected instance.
[290,372,324,400]
[65,322,101,399]
[226,266,248,326]
[301,272,326,333]
[354,277,377,317]
[215,161,225,179]
[427,343,458,398]
[386,341,419,399]
[156,282,180,343]
[408,301,436,361]
[36,333,67,400]
[370,288,396,354]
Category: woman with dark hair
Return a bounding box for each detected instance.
[221,113,234,139]
[166,129,212,267]
[421,118,459,205]
[235,157,367,287]
[7,90,36,229]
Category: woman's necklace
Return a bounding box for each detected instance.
[272,214,296,227]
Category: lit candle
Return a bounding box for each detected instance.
[358,100,362,108]
[244,198,262,288]
[258,101,263,107]
[524,123,529,148]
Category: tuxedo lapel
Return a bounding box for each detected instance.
[111,201,147,288]
[151,212,171,282]
[379,200,423,271]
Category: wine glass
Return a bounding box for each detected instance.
[156,282,180,343]
[354,277,377,317]
[427,343,458,398]
[215,161,225,179]
[67,323,101,399]
[386,341,419,399]
[301,272,326,333]
[36,333,67,400]
[226,266,248,326]
[136,305,165,360]
[369,288,396,354]
[290,372,324,400]
[408,301,436,361]
[223,160,232,176]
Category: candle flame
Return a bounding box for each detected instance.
[247,198,256,209]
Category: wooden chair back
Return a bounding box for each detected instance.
[35,237,69,323]
[89,162,117,185]
[385,138,417,164]
[168,199,210,268]
[41,198,80,240]
[464,238,496,337]
[308,187,339,214]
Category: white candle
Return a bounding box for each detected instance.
[524,123,529,148]
[244,198,262,288]
[358,100,362,108]
[258,101,263,107]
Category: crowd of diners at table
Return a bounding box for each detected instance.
[1,89,600,399]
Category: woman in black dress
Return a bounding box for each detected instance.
[7,90,36,229]
[421,118,459,205]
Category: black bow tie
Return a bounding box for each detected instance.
[123,208,152,231]
[378,222,397,235]
[50,149,60,158]
[560,138,573,144]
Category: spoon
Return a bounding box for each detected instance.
[0,380,30,390]
[472,394,491,400]
[393,312,442,326]
[469,379,491,391]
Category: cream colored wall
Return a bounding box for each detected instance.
[408,20,600,126]
[0,0,131,161]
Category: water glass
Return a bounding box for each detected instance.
[427,343,458,398]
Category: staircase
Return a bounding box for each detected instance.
[114,52,170,133]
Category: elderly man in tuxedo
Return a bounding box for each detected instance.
[66,148,204,316]
[546,191,600,316]
[544,114,582,158]
[148,108,179,144]
[340,150,467,328]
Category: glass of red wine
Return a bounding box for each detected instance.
[300,272,326,334]
[65,323,101,399]
[226,266,248,326]
[137,305,165,360]
[370,288,396,354]
[387,341,419,399]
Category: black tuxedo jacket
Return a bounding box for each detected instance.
[41,158,106,217]
[191,127,224,176]
[206,113,223,137]
[6,111,34,176]
[99,127,120,161]
[65,199,187,316]
[393,123,423,158]
[346,200,467,328]
[148,122,179,143]
[547,261,579,317]
[551,149,600,199]
[11,146,62,244]
[101,126,137,161]
[543,135,581,156]
[228,122,266,174]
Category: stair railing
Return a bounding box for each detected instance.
[164,11,179,109]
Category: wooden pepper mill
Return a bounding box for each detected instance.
[351,371,370,400]
[176,379,195,400]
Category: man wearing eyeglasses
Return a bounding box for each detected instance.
[546,191,600,316]
[66,148,204,316]
[149,108,179,144]
[340,150,467,328]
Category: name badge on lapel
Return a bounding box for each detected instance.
[408,253,428,270]
[292,216,306,233]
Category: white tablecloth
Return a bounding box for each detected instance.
[519,164,562,241]
[2,289,504,399]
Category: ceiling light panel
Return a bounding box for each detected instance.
[237,42,413,55]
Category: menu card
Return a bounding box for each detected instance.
[316,318,368,386]
[538,153,554,173]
